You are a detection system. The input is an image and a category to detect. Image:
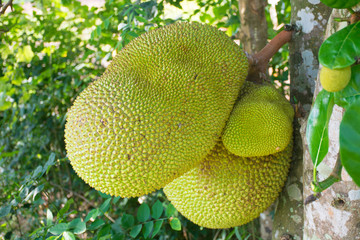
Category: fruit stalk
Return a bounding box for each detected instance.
[247,29,293,83]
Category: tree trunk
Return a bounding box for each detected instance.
[237,0,268,54]
[303,7,360,240]
[273,1,332,239]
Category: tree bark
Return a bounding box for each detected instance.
[237,0,268,54]
[273,1,332,239]
[303,7,360,240]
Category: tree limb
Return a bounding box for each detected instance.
[0,0,13,15]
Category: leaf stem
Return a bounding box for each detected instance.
[307,154,342,205]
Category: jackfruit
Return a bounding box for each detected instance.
[163,140,292,229]
[320,66,351,92]
[64,22,248,197]
[222,82,294,157]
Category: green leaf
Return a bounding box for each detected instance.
[0,204,11,218]
[340,99,360,187]
[99,198,112,214]
[16,45,34,63]
[88,218,105,230]
[68,218,86,234]
[63,231,75,240]
[319,22,360,69]
[96,25,102,36]
[306,90,335,166]
[165,203,177,217]
[334,65,360,109]
[113,196,121,204]
[151,200,163,219]
[58,198,74,218]
[170,217,181,231]
[142,221,153,238]
[46,209,53,226]
[130,224,142,238]
[98,191,112,199]
[137,203,150,222]
[135,15,147,23]
[85,209,100,222]
[49,223,68,235]
[320,0,360,9]
[152,220,163,238]
[120,214,134,229]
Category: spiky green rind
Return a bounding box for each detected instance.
[164,140,292,229]
[222,82,294,157]
[65,22,248,197]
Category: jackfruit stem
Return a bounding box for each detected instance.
[246,29,293,83]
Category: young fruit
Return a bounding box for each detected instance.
[320,66,351,92]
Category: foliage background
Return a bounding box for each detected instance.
[0,0,290,239]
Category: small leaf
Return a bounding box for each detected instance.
[88,219,105,230]
[120,214,134,229]
[340,99,360,187]
[151,200,163,219]
[113,196,121,204]
[320,0,360,9]
[96,25,102,36]
[137,203,150,222]
[49,223,68,235]
[85,209,100,222]
[306,90,334,166]
[68,218,86,234]
[319,22,360,69]
[152,220,163,238]
[130,224,142,238]
[170,217,181,231]
[63,231,75,240]
[0,205,11,218]
[142,221,153,238]
[46,209,53,226]
[58,198,74,218]
[165,203,177,217]
[98,191,112,199]
[32,166,43,179]
[334,65,360,109]
[99,198,112,214]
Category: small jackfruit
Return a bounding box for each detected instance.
[164,140,292,229]
[320,66,351,92]
[222,82,294,157]
[65,22,248,197]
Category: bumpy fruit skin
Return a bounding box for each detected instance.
[164,140,292,229]
[64,22,248,197]
[222,82,294,157]
[320,66,351,92]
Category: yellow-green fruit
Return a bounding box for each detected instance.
[164,140,292,229]
[64,22,248,197]
[222,82,294,157]
[320,66,351,92]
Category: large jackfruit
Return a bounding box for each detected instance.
[222,82,294,157]
[65,22,248,197]
[164,140,292,229]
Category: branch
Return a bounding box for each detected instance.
[0,0,13,15]
[246,25,296,83]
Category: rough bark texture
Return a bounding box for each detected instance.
[273,1,332,239]
[303,7,360,240]
[237,0,268,54]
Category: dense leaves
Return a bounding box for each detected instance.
[334,65,360,109]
